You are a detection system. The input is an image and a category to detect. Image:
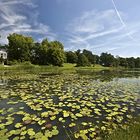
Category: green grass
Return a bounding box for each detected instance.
[0,63,113,71]
[0,63,125,79]
[103,117,140,140]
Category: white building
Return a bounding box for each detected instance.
[0,50,7,59]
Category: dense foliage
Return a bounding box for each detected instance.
[7,34,65,66]
[65,51,78,64]
[0,33,140,67]
[7,33,34,62]
[76,53,91,67]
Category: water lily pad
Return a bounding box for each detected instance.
[27,128,35,136]
[63,111,70,117]
[75,113,83,117]
[15,123,22,128]
[69,123,76,127]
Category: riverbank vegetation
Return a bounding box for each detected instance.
[104,116,140,140]
[0,33,140,68]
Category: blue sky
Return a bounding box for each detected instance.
[0,0,140,57]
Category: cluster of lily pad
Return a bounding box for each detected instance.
[0,74,140,140]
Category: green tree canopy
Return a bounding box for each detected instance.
[3,33,140,68]
[83,49,96,65]
[126,57,135,68]
[31,40,65,66]
[135,57,140,68]
[31,42,48,65]
[47,48,65,66]
[119,57,128,68]
[47,41,65,66]
[100,52,115,67]
[66,51,78,63]
[76,53,90,67]
[7,33,34,62]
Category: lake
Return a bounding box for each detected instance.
[0,70,140,140]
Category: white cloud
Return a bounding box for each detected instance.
[65,9,123,50]
[67,10,122,34]
[0,0,37,8]
[0,0,56,44]
[65,9,140,57]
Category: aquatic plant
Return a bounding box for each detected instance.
[0,73,140,139]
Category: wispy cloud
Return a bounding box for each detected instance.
[67,10,121,34]
[0,0,56,44]
[64,8,140,57]
[65,9,124,50]
[111,0,137,42]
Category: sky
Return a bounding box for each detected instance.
[0,0,140,57]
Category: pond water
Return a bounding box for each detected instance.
[0,70,140,140]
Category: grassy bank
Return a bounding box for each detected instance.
[0,63,122,73]
[0,63,111,79]
[0,63,125,80]
[103,116,140,140]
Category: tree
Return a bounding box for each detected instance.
[76,53,90,67]
[4,32,140,68]
[100,52,114,67]
[41,38,49,46]
[95,55,100,64]
[47,48,65,66]
[119,57,128,68]
[48,41,64,50]
[112,58,120,67]
[75,49,81,57]
[135,57,140,68]
[31,40,65,66]
[65,51,78,63]
[126,57,135,68]
[83,49,96,65]
[46,41,65,66]
[31,42,48,65]
[7,33,34,62]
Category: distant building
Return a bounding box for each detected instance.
[0,49,7,60]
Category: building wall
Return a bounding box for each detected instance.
[0,50,7,59]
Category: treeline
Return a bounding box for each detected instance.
[66,51,140,68]
[1,33,140,68]
[6,33,65,66]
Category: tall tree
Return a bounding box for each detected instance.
[76,53,90,67]
[31,40,65,66]
[7,33,34,62]
[65,51,78,63]
[47,48,65,66]
[31,42,48,65]
[126,57,135,68]
[83,49,96,65]
[135,57,140,68]
[100,52,114,67]
[119,57,128,68]
[95,55,100,64]
[47,41,65,66]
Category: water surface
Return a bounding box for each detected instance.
[0,70,140,140]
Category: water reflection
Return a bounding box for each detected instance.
[77,69,140,82]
